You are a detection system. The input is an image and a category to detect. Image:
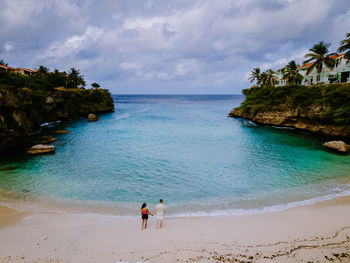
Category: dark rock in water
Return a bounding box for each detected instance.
[0,166,17,171]
[53,130,69,134]
[323,141,350,153]
[88,113,99,122]
[35,135,57,144]
[26,144,55,155]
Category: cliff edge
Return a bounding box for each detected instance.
[0,86,114,150]
[228,84,350,139]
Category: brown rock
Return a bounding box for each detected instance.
[53,129,69,134]
[35,136,57,144]
[88,113,99,122]
[26,144,55,155]
[323,141,350,153]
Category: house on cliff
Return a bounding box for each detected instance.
[0,64,37,76]
[298,54,350,85]
[276,53,350,86]
[0,64,16,73]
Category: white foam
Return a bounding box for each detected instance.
[168,187,350,218]
[2,185,350,219]
[40,120,61,127]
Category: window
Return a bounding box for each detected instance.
[316,75,320,82]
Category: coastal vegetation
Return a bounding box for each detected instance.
[0,66,114,151]
[338,33,350,61]
[231,33,350,140]
[229,83,350,139]
[232,84,350,126]
[303,41,336,83]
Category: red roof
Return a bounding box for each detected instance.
[297,53,345,69]
[298,62,313,69]
[329,53,344,59]
[17,67,37,72]
[0,64,16,70]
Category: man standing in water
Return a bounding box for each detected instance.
[154,199,166,229]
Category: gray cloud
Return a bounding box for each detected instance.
[0,0,349,94]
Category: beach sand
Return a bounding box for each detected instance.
[0,197,350,263]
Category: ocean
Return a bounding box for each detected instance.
[0,95,350,217]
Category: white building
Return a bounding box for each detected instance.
[298,54,350,85]
[276,53,350,86]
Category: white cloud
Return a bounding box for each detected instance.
[0,0,349,93]
[40,26,104,60]
[4,42,14,51]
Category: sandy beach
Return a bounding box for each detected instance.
[0,196,350,263]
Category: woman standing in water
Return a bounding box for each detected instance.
[141,203,153,230]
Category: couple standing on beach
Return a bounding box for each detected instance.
[141,199,166,230]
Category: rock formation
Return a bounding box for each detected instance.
[88,113,99,122]
[26,144,55,155]
[0,87,114,151]
[53,130,70,134]
[323,141,350,153]
[229,84,350,140]
[35,136,57,144]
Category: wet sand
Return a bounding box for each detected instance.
[0,196,350,262]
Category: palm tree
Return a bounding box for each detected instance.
[283,60,303,85]
[338,33,350,62]
[0,59,8,66]
[249,67,261,86]
[265,69,278,87]
[303,41,336,83]
[259,71,268,86]
[37,65,49,77]
[68,68,86,88]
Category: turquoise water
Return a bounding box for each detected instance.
[0,95,350,216]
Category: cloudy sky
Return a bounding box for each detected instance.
[1,0,349,94]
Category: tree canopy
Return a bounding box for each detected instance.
[338,32,350,62]
[91,82,100,88]
[0,59,8,66]
[303,41,336,82]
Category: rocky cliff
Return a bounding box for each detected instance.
[229,84,350,139]
[0,87,114,150]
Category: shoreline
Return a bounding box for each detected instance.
[1,195,350,262]
[2,181,350,218]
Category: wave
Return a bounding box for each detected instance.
[1,185,350,219]
[40,120,61,128]
[114,113,130,120]
[169,186,350,218]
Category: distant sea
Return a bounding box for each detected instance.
[0,95,350,217]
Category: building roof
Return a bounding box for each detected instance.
[329,53,344,59]
[297,53,345,70]
[17,67,37,72]
[298,62,313,69]
[0,64,16,70]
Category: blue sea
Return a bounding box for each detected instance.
[0,95,350,216]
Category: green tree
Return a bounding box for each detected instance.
[338,32,350,62]
[283,60,304,85]
[48,69,68,87]
[303,41,336,83]
[37,65,49,76]
[0,59,8,66]
[68,68,86,88]
[260,69,278,87]
[91,82,100,88]
[248,68,261,86]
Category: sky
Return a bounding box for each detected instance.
[0,0,349,94]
